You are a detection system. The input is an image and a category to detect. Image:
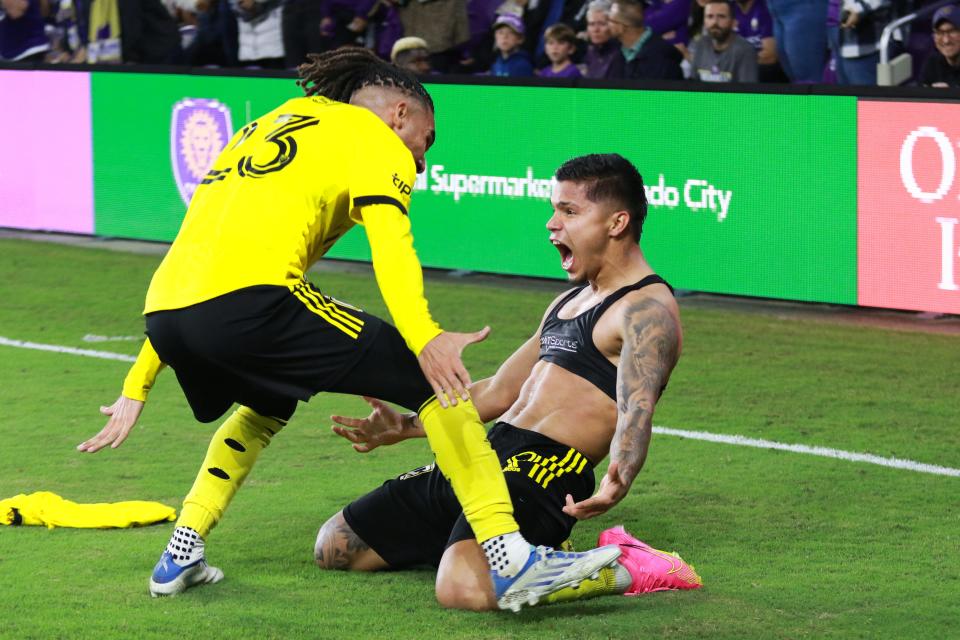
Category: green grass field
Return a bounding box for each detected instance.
[0,236,957,639]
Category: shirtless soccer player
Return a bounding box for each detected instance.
[76,49,619,611]
[315,153,701,610]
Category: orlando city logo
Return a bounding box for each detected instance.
[171,98,233,207]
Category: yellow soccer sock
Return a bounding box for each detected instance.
[176,406,285,538]
[541,565,629,605]
[418,398,517,543]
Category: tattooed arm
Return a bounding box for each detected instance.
[563,294,681,520]
[314,511,387,571]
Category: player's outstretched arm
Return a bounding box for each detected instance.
[77,395,145,453]
[363,203,492,407]
[77,338,165,453]
[563,294,681,519]
[331,397,426,453]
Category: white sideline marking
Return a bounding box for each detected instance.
[2,334,957,477]
[653,427,960,477]
[82,334,142,343]
[0,335,135,363]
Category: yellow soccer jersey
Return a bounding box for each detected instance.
[142,96,440,358]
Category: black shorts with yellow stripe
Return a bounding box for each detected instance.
[145,282,433,423]
[342,422,596,568]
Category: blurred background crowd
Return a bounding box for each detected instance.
[1,0,958,86]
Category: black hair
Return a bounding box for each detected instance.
[297,46,434,112]
[555,153,648,241]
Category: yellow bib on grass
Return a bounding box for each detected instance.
[0,492,175,529]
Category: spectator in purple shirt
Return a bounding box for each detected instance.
[538,21,582,76]
[732,0,785,81]
[456,0,499,72]
[367,0,403,62]
[645,0,691,48]
[583,0,618,77]
[318,0,366,51]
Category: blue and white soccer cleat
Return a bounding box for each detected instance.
[491,544,622,612]
[149,550,224,597]
[148,527,224,597]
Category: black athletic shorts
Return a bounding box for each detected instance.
[342,422,596,568]
[145,283,433,423]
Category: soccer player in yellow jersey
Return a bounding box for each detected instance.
[76,48,619,610]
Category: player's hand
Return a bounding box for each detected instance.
[417,327,491,408]
[77,395,145,453]
[562,462,630,520]
[331,397,414,453]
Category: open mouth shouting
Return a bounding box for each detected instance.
[552,239,574,272]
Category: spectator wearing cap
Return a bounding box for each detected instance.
[690,0,757,81]
[490,13,534,76]
[921,4,960,87]
[605,0,683,80]
[538,22,582,77]
[583,0,619,78]
[391,35,432,74]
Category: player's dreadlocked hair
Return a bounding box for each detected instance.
[297,47,434,112]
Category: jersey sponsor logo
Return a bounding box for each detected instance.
[171,98,234,207]
[540,334,579,353]
[392,173,413,197]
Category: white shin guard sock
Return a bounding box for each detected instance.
[165,526,206,566]
[481,531,533,577]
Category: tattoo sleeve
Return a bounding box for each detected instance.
[315,514,371,570]
[613,296,681,486]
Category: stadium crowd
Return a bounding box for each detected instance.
[1,0,957,86]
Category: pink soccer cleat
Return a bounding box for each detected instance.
[598,525,703,595]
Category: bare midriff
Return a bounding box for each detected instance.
[499,361,616,466]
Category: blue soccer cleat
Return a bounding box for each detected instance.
[149,550,224,597]
[148,527,224,597]
[492,544,622,612]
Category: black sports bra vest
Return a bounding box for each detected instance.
[537,274,673,401]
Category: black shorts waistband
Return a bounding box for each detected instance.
[488,422,594,489]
